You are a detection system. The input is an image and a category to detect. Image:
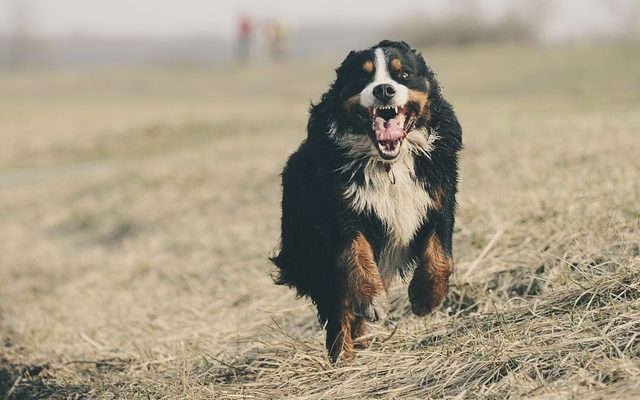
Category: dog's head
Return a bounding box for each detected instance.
[324,40,437,161]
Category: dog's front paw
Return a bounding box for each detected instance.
[408,279,446,317]
[353,293,388,322]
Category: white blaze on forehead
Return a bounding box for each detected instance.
[359,48,408,109]
[373,48,391,82]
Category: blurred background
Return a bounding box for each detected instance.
[1,1,640,398]
[1,0,639,67]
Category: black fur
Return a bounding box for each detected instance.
[270,40,462,359]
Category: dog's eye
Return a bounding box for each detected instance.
[399,72,411,80]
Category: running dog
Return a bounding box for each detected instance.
[271,40,462,362]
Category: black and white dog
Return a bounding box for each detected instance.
[271,40,462,362]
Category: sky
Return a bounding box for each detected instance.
[0,0,637,41]
[0,0,465,38]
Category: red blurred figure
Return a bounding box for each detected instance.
[237,15,253,62]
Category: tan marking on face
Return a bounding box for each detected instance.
[362,60,374,74]
[390,58,402,72]
[407,88,429,115]
[345,94,361,110]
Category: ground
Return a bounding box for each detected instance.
[0,44,639,399]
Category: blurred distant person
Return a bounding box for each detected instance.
[265,21,288,59]
[237,15,253,62]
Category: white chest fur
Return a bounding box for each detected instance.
[343,154,434,279]
[334,128,438,279]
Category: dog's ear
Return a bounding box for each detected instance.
[342,50,358,64]
[335,50,356,75]
[333,49,361,91]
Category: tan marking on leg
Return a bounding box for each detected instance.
[408,233,453,316]
[339,297,355,361]
[327,296,355,363]
[329,234,389,362]
[344,233,386,313]
[351,316,369,349]
[425,233,453,295]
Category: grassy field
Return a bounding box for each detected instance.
[1,43,639,399]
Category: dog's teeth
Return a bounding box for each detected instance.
[394,106,398,113]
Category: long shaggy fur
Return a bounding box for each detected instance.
[271,40,462,362]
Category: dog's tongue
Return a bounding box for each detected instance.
[374,116,405,142]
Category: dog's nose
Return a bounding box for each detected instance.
[373,84,396,102]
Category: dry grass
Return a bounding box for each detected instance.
[1,44,639,399]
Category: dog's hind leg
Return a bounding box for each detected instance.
[351,316,369,349]
[325,304,373,362]
[325,298,355,363]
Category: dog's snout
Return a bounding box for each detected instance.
[373,84,396,102]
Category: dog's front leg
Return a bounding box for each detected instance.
[343,233,388,322]
[326,233,387,362]
[408,231,454,316]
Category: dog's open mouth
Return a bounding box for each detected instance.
[369,105,417,160]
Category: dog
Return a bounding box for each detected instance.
[271,40,462,362]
